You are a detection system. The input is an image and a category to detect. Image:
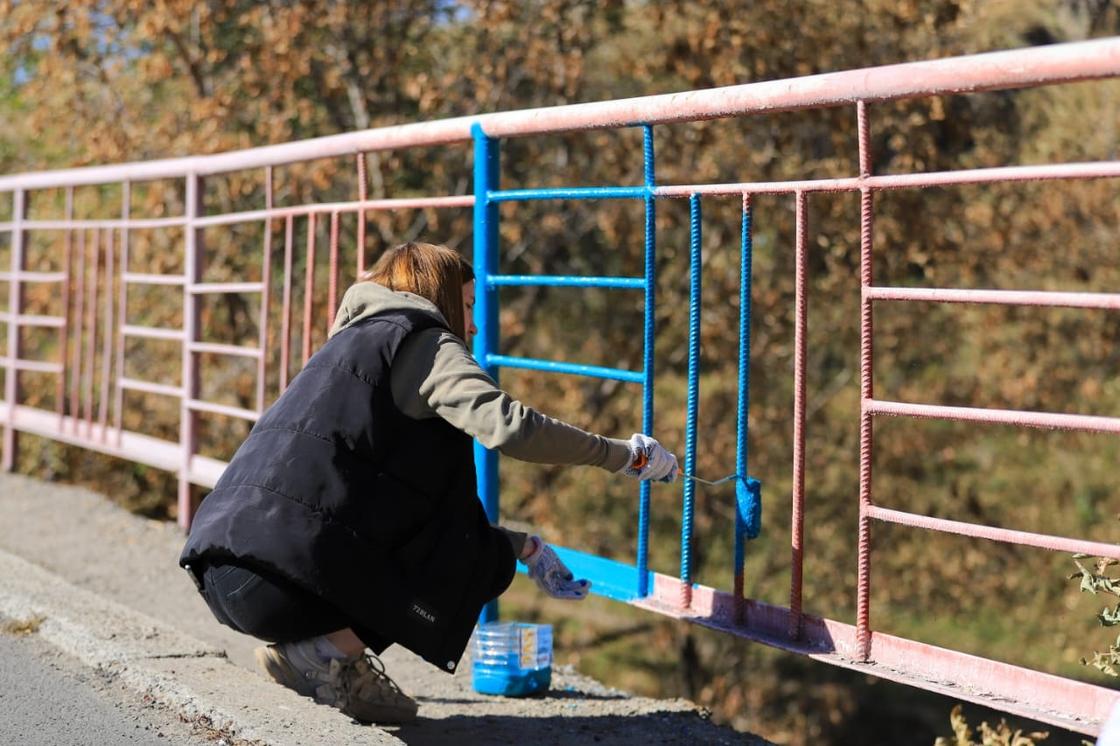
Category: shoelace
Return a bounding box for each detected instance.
[332,654,409,707]
[312,659,346,705]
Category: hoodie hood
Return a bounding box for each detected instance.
[329,282,451,339]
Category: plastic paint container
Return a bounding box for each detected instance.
[471,622,553,696]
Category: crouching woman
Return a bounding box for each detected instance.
[179,241,677,724]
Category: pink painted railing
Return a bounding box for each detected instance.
[2,39,1119,735]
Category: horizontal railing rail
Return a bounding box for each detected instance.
[0,39,1115,189]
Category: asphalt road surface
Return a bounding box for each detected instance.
[0,630,212,746]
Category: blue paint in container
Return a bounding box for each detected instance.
[471,622,552,696]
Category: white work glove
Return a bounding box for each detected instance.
[521,536,590,601]
[617,433,679,483]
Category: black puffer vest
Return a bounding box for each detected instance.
[180,308,516,672]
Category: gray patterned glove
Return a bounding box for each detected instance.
[617,433,679,483]
[521,536,590,601]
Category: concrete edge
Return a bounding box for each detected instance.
[0,548,403,746]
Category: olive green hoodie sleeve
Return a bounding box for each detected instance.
[389,328,632,472]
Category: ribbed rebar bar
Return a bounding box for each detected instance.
[356,153,368,275]
[280,215,294,392]
[84,228,99,438]
[733,192,754,625]
[99,227,114,441]
[638,124,656,597]
[59,187,74,430]
[114,182,129,446]
[256,167,272,413]
[328,210,340,331]
[2,189,26,470]
[789,191,808,640]
[302,213,316,365]
[855,99,876,661]
[70,229,85,435]
[681,193,702,610]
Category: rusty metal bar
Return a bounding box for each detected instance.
[280,215,294,392]
[192,196,474,228]
[114,182,129,446]
[865,286,1120,309]
[789,190,808,640]
[179,174,203,530]
[119,377,183,398]
[98,226,114,441]
[652,161,1120,197]
[328,210,339,331]
[0,271,66,282]
[256,166,272,414]
[855,99,876,662]
[635,571,1117,737]
[0,217,186,231]
[2,189,26,470]
[356,153,368,275]
[189,282,264,294]
[188,341,262,359]
[58,186,74,429]
[302,213,316,365]
[2,39,1117,190]
[121,325,184,341]
[866,399,1120,434]
[121,273,185,286]
[868,505,1120,560]
[70,230,85,435]
[83,229,99,438]
[0,358,63,374]
[0,313,64,327]
[185,398,259,421]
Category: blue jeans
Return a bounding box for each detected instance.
[192,561,389,652]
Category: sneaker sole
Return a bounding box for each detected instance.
[254,645,317,699]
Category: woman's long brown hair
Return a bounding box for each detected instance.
[360,242,475,340]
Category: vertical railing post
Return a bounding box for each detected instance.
[71,230,85,435]
[114,183,129,445]
[59,187,74,432]
[83,229,99,437]
[280,215,294,393]
[302,214,316,365]
[855,100,876,661]
[472,122,501,623]
[256,167,272,414]
[356,153,368,276]
[3,188,27,471]
[733,193,754,624]
[789,190,808,640]
[680,194,702,609]
[637,125,656,598]
[99,224,115,442]
[179,174,203,530]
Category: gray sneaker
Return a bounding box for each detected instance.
[255,644,419,724]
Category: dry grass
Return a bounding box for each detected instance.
[0,614,46,636]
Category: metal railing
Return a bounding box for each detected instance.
[2,38,1119,735]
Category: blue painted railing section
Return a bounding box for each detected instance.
[471,123,501,623]
[680,195,702,598]
[470,122,761,614]
[637,124,656,597]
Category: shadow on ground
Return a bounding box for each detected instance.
[391,712,769,745]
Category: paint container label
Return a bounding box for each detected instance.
[519,626,537,669]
